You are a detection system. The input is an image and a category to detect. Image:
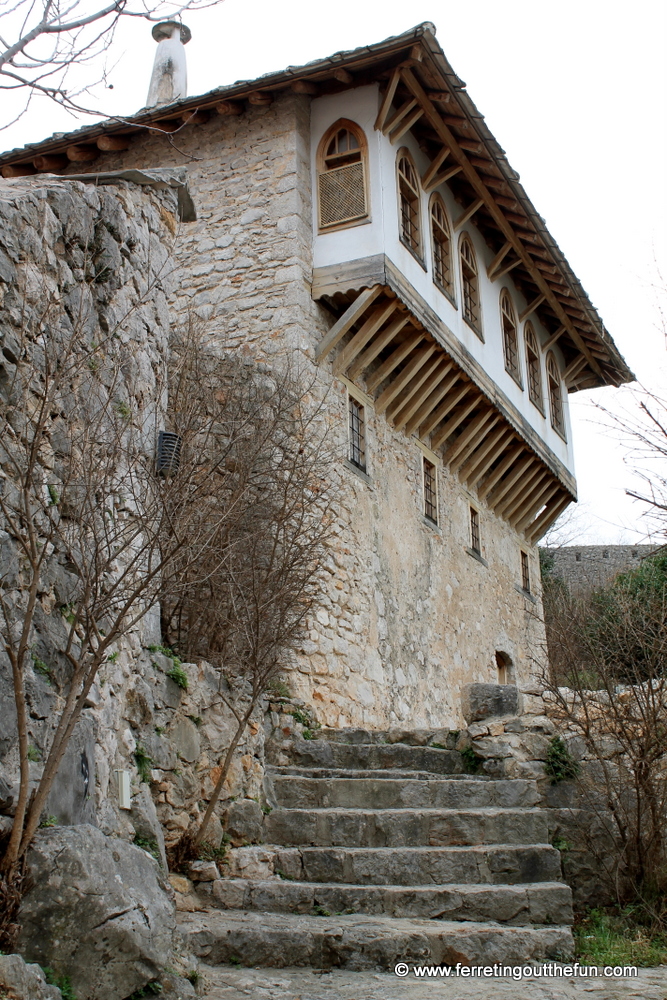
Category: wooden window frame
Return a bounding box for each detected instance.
[396,149,423,263]
[347,391,367,472]
[520,550,530,593]
[459,234,483,339]
[469,505,481,555]
[429,193,455,305]
[500,289,522,386]
[546,351,567,440]
[422,455,438,524]
[524,322,544,413]
[317,118,369,233]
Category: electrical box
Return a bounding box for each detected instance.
[115,769,132,810]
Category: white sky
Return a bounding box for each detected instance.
[3,0,667,544]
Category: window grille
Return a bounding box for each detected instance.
[156,431,182,477]
[470,506,480,554]
[397,153,421,255]
[525,322,543,410]
[546,352,565,437]
[501,290,520,381]
[521,551,530,592]
[423,457,437,523]
[460,236,481,334]
[348,394,366,471]
[430,196,453,298]
[317,122,368,230]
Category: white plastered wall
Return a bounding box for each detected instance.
[311,84,575,477]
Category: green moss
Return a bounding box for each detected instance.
[460,745,481,773]
[133,835,161,864]
[134,744,154,784]
[43,969,76,1000]
[544,736,580,784]
[27,744,41,762]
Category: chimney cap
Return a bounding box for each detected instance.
[152,21,191,44]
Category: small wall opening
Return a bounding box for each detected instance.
[495,650,513,685]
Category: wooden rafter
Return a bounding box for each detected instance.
[447,411,499,472]
[315,285,382,360]
[491,258,522,282]
[393,359,454,431]
[519,294,546,323]
[374,68,402,132]
[486,242,512,280]
[506,474,554,525]
[514,482,561,532]
[493,464,544,518]
[527,492,571,543]
[389,107,424,144]
[398,67,606,385]
[462,427,515,486]
[366,332,424,394]
[420,382,472,439]
[375,343,437,414]
[431,394,481,450]
[382,98,418,136]
[477,444,524,499]
[421,147,451,191]
[333,301,400,374]
[387,355,445,423]
[542,326,566,352]
[485,454,535,508]
[403,369,460,436]
[453,198,484,231]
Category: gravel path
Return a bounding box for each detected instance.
[201,964,667,1000]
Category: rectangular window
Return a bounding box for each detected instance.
[470,506,480,554]
[348,394,366,471]
[423,457,437,524]
[521,551,530,593]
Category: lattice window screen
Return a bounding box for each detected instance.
[318,162,366,228]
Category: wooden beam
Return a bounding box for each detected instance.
[96,134,131,151]
[333,301,399,374]
[431,394,481,450]
[248,91,273,105]
[419,381,471,439]
[453,198,484,230]
[399,67,607,384]
[563,354,587,386]
[382,97,418,136]
[375,344,437,414]
[66,145,98,162]
[542,326,566,352]
[491,258,522,282]
[506,474,554,526]
[486,242,512,280]
[493,464,543,518]
[216,100,244,116]
[181,110,210,125]
[422,163,463,193]
[519,294,546,323]
[374,67,402,132]
[462,427,514,485]
[334,68,354,84]
[1,163,36,177]
[348,315,411,381]
[486,455,535,509]
[366,332,424,394]
[291,80,319,95]
[447,411,499,472]
[389,107,424,144]
[387,355,444,424]
[527,492,571,543]
[477,444,524,499]
[404,369,460,437]
[514,482,560,532]
[315,286,383,361]
[421,147,451,190]
[393,359,454,431]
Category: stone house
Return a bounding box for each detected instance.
[0,21,632,732]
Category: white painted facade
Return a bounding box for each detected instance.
[310,84,574,476]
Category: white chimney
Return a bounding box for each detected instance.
[146,21,191,108]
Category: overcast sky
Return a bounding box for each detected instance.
[3,0,666,544]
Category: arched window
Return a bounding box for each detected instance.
[459,235,482,336]
[317,119,368,231]
[397,151,421,256]
[430,195,454,300]
[546,352,566,438]
[524,322,543,411]
[500,289,520,383]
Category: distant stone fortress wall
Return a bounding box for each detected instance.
[541,544,658,595]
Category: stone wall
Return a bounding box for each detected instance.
[541,544,656,596]
[0,175,265,853]
[67,91,549,731]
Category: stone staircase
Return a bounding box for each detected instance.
[179,729,574,970]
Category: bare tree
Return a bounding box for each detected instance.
[0,0,221,127]
[161,327,338,856]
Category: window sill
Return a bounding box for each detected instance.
[463,317,484,342]
[343,458,372,486]
[529,397,546,417]
[399,237,427,272]
[434,280,457,310]
[515,583,537,604]
[466,546,488,567]
[319,215,372,235]
[505,367,524,390]
[422,515,441,534]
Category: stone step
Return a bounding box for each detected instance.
[269,844,563,886]
[179,909,574,970]
[269,765,492,782]
[270,774,539,810]
[272,738,465,775]
[264,808,548,848]
[210,879,573,926]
